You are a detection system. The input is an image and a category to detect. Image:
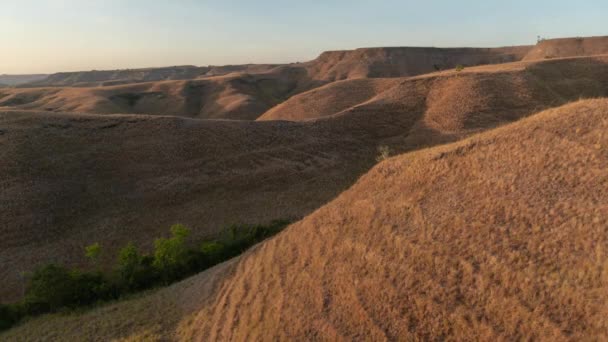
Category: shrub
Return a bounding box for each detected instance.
[376,145,390,162]
[455,64,465,72]
[153,224,191,283]
[68,270,116,305]
[115,243,157,292]
[0,304,21,332]
[200,241,226,264]
[23,264,112,313]
[23,264,76,313]
[1,220,291,333]
[85,243,102,267]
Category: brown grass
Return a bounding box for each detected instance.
[0,68,307,120]
[304,46,532,81]
[259,55,608,126]
[4,99,608,340]
[3,55,608,305]
[0,110,376,303]
[524,35,608,61]
[178,99,608,340]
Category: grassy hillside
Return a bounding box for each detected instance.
[3,55,608,305]
[0,68,308,120]
[4,99,608,340]
[524,35,608,60]
[259,55,608,124]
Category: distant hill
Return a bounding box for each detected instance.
[19,45,535,89]
[0,74,47,86]
[21,65,282,88]
[304,46,532,81]
[524,35,608,60]
[0,67,310,120]
[16,36,608,91]
[259,55,608,123]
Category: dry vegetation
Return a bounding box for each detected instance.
[0,68,309,120]
[523,35,608,60]
[3,99,608,340]
[3,36,608,340]
[304,46,532,81]
[3,54,608,306]
[0,47,533,121]
[259,55,608,124]
[0,110,376,303]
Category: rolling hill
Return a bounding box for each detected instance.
[524,35,608,61]
[259,56,608,135]
[3,34,608,341]
[0,67,309,120]
[4,99,607,340]
[304,46,532,81]
[2,54,608,305]
[20,65,281,88]
[0,110,376,303]
[0,74,48,87]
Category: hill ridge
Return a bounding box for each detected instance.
[4,99,608,340]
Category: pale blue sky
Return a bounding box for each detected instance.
[1,0,607,73]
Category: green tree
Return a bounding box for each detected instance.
[115,243,152,291]
[24,264,75,312]
[153,224,191,283]
[0,304,20,332]
[85,243,102,268]
[200,241,226,264]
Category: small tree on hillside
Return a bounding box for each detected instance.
[115,242,157,291]
[376,145,391,162]
[24,264,75,312]
[153,224,191,283]
[85,243,102,269]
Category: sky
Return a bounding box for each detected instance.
[1,0,607,74]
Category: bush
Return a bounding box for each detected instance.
[24,264,76,313]
[115,243,157,292]
[0,304,21,331]
[153,224,191,283]
[69,271,116,305]
[376,145,390,162]
[85,243,102,267]
[1,219,291,333]
[455,64,465,72]
[23,264,112,313]
[200,241,226,265]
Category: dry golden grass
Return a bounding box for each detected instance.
[3,55,608,305]
[4,99,608,341]
[178,99,608,341]
[524,35,608,61]
[259,78,401,121]
[303,46,532,81]
[24,65,280,88]
[0,260,235,341]
[4,35,608,340]
[0,45,543,121]
[259,55,608,126]
[0,110,377,303]
[0,68,306,120]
